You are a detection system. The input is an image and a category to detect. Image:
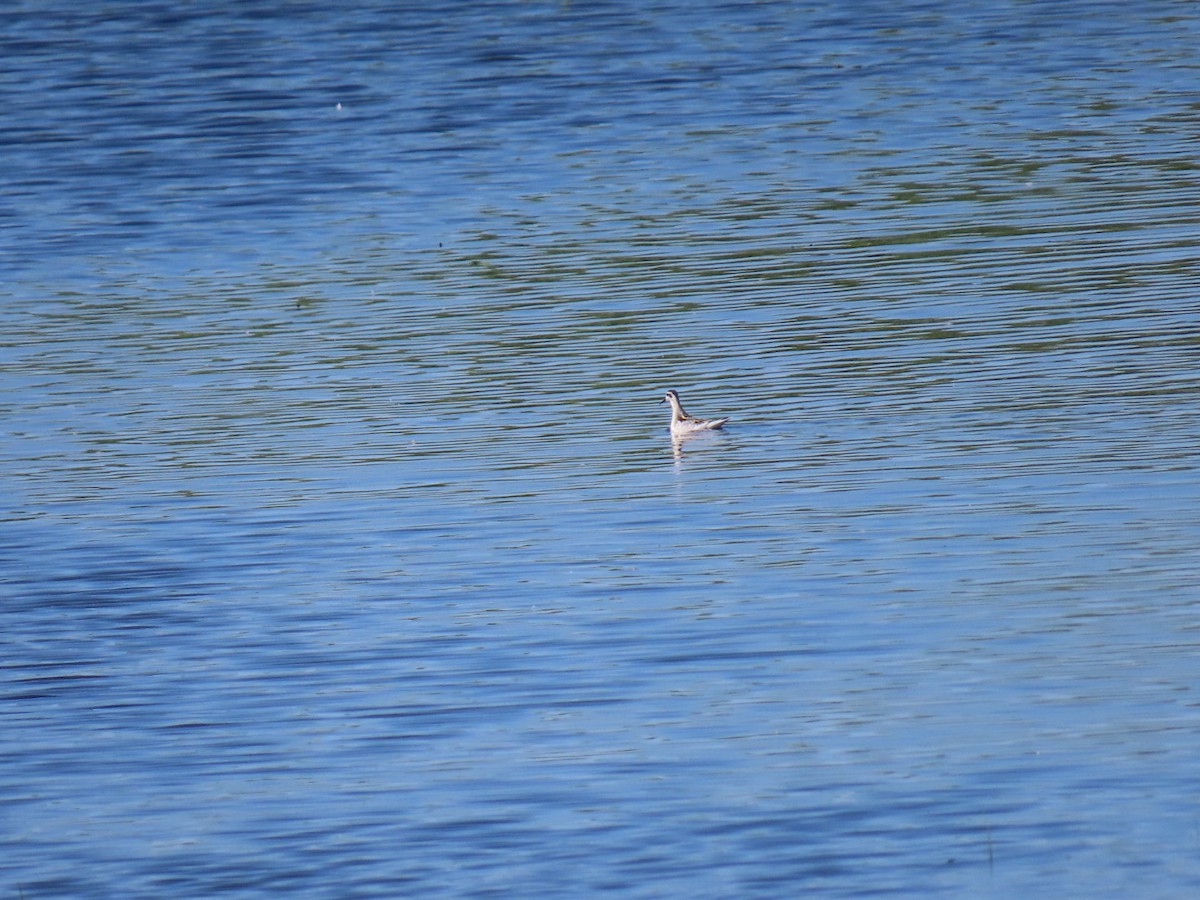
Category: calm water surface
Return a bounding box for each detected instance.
[4,1,1200,897]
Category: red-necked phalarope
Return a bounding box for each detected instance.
[662,389,729,437]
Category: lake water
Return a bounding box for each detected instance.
[4,1,1200,896]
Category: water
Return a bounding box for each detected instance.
[4,1,1200,896]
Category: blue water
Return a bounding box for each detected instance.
[4,1,1200,897]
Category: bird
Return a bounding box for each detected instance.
[661,389,729,437]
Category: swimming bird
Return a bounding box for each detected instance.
[662,389,729,437]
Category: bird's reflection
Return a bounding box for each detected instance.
[670,429,726,461]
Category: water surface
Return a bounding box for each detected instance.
[4,1,1200,897]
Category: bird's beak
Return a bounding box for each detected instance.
[659,396,667,404]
